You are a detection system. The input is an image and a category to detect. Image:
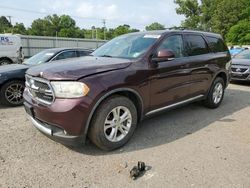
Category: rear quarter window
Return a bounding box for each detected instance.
[184,34,210,56]
[206,36,228,53]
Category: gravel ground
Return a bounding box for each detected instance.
[0,83,250,188]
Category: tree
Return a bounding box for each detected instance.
[211,0,249,37]
[227,20,250,44]
[174,0,201,28]
[145,22,165,31]
[12,23,27,34]
[28,18,51,36]
[0,16,12,33]
[114,25,138,37]
[174,0,250,41]
[28,14,85,38]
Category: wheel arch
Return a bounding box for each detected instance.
[0,57,13,64]
[215,71,228,86]
[83,88,144,136]
[0,78,25,91]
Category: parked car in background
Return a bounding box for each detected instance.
[0,34,24,65]
[231,49,250,82]
[23,30,231,150]
[0,48,93,106]
[229,47,245,56]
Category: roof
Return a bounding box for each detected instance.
[43,47,94,53]
[124,29,222,38]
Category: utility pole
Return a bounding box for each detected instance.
[102,19,106,40]
[6,16,12,25]
[91,26,95,39]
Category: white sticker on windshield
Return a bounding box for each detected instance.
[143,34,161,39]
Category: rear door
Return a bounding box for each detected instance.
[183,34,212,96]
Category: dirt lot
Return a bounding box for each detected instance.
[0,83,250,188]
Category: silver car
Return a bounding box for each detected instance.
[231,50,250,82]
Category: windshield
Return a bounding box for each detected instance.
[92,33,161,59]
[23,50,55,65]
[234,50,250,59]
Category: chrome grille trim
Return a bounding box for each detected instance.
[25,75,55,105]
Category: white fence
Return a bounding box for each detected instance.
[20,35,106,57]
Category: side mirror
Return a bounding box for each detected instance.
[152,49,175,62]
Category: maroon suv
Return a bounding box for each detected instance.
[23,30,231,150]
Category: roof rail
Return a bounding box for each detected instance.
[165,27,187,30]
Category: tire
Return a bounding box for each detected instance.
[0,80,25,107]
[203,77,225,109]
[89,95,138,151]
[0,59,12,65]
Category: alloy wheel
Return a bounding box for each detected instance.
[4,83,25,105]
[104,106,132,142]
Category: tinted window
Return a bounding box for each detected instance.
[185,35,209,56]
[206,36,228,52]
[54,51,77,60]
[78,50,91,57]
[157,35,185,58]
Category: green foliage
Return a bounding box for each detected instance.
[174,0,250,44]
[174,0,201,28]
[227,20,250,44]
[28,14,83,38]
[12,23,27,34]
[26,15,139,39]
[145,22,165,31]
[0,16,12,33]
[211,0,249,37]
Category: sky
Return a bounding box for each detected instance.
[0,0,184,30]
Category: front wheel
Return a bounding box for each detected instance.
[89,95,138,151]
[0,80,25,106]
[203,77,225,109]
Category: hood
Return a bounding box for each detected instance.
[26,56,132,80]
[232,59,250,66]
[0,64,29,74]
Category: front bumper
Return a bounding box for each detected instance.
[231,66,250,81]
[27,113,85,146]
[23,88,94,146]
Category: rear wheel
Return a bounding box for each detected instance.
[0,80,25,106]
[203,77,225,109]
[89,95,138,151]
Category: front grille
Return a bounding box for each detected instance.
[231,67,248,73]
[25,75,54,105]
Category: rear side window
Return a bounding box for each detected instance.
[54,51,77,61]
[184,34,209,56]
[78,50,91,57]
[206,36,228,53]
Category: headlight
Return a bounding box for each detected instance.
[51,81,89,98]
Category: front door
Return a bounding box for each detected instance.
[149,34,191,111]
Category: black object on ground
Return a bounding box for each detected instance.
[130,161,148,180]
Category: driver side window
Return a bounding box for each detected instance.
[157,35,184,58]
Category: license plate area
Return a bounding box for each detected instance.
[24,102,34,117]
